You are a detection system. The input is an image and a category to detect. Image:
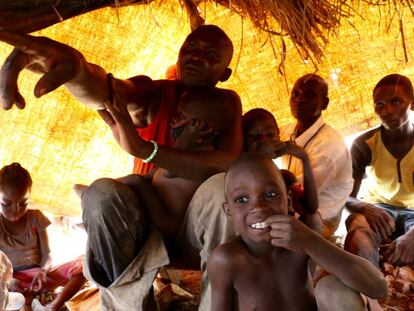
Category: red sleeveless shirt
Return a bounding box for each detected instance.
[133,80,179,175]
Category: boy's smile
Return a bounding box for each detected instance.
[225,156,288,245]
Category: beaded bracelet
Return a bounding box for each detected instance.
[142,140,158,163]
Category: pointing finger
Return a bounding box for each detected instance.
[0,30,45,53]
[14,92,26,109]
[0,48,28,109]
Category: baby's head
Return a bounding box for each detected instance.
[223,153,288,244]
[242,108,279,152]
[171,88,232,140]
[0,163,32,222]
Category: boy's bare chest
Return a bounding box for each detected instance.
[233,255,315,311]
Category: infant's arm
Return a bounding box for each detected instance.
[282,143,318,214]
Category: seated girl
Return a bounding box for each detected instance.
[0,163,86,311]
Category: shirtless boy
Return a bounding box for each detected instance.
[207,153,387,311]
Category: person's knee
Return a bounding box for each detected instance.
[345,219,379,247]
[117,174,146,188]
[82,177,115,208]
[315,275,366,311]
[345,213,368,231]
[82,178,135,221]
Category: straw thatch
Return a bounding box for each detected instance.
[0,0,347,64]
[0,1,414,215]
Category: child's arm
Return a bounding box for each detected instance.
[267,215,388,299]
[30,229,52,293]
[207,246,235,311]
[270,142,322,232]
[278,142,318,214]
[258,140,318,214]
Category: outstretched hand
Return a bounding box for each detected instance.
[0,31,84,110]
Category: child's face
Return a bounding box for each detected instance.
[225,159,288,245]
[244,115,280,152]
[177,27,232,87]
[373,84,413,131]
[0,184,30,222]
[290,77,327,123]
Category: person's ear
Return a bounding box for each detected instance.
[222,201,231,218]
[322,96,329,110]
[410,99,414,111]
[287,190,294,215]
[219,68,232,82]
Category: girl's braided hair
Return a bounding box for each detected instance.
[0,163,32,190]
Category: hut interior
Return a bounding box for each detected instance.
[0,0,413,309]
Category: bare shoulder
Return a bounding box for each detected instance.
[208,87,242,134]
[216,87,242,108]
[208,237,246,269]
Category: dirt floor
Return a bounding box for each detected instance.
[161,267,414,311]
[380,263,414,311]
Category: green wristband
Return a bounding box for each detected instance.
[142,140,158,163]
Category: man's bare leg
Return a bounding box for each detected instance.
[314,275,366,311]
[345,213,382,267]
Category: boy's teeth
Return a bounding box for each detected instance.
[250,221,268,229]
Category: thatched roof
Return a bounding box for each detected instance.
[0,0,413,215]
